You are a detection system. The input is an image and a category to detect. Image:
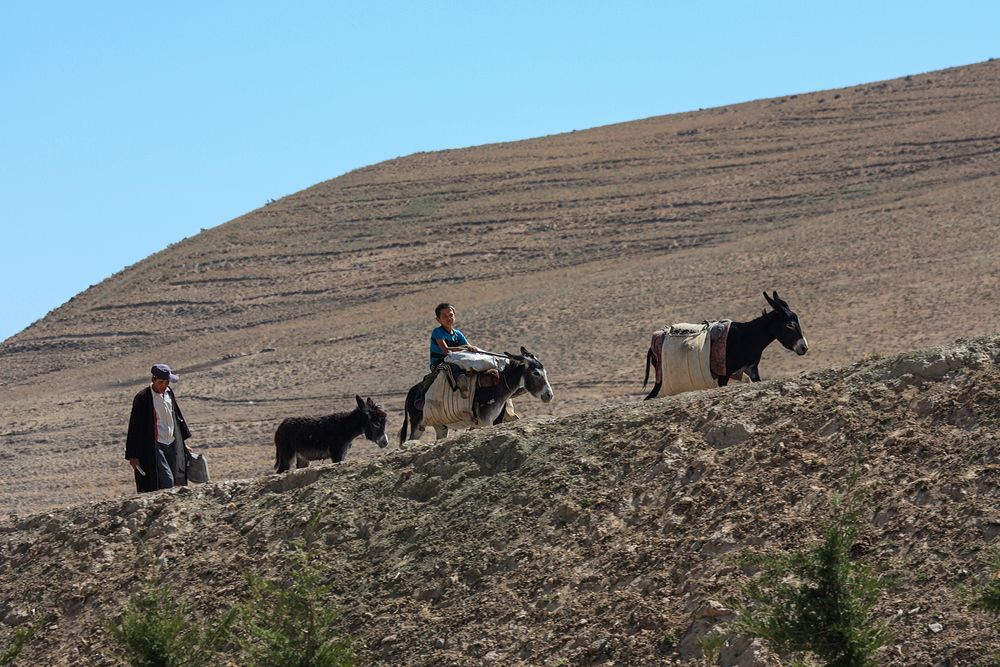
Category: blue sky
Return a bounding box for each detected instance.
[1,2,997,343]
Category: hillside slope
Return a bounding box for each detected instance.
[1,60,999,517]
[2,336,999,665]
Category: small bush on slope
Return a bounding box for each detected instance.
[107,581,235,667]
[0,624,35,667]
[234,512,354,667]
[108,518,353,667]
[970,549,1000,617]
[735,479,891,666]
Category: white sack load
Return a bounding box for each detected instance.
[659,323,715,396]
[444,351,506,372]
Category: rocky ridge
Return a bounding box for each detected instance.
[2,335,999,665]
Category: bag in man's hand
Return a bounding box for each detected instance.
[186,451,210,484]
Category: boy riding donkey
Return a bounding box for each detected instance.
[428,302,481,371]
[413,303,508,428]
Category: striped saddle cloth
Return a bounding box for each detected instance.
[421,368,477,427]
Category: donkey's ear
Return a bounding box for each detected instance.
[763,291,776,308]
[520,346,531,357]
[356,395,365,410]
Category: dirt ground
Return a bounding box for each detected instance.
[2,336,999,665]
[1,61,1000,664]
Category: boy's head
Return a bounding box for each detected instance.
[435,303,456,328]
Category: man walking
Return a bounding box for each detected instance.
[125,363,193,492]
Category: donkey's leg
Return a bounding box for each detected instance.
[408,404,426,441]
[644,381,662,400]
[295,454,310,469]
[410,404,427,440]
[330,441,349,464]
[276,439,297,473]
[492,400,519,425]
[401,384,428,443]
[276,447,292,473]
[476,400,507,428]
[433,425,449,440]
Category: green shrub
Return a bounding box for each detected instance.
[235,514,354,667]
[1,624,36,667]
[107,582,234,667]
[735,483,890,666]
[696,631,725,665]
[971,549,1000,617]
[108,513,353,667]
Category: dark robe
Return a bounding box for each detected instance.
[124,386,192,493]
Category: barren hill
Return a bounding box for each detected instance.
[2,61,1000,516]
[2,336,999,665]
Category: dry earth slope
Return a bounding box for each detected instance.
[1,335,999,665]
[1,60,1000,517]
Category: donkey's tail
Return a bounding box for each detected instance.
[273,421,285,472]
[398,409,408,447]
[399,384,417,445]
[643,347,655,389]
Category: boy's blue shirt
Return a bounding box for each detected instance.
[429,326,469,368]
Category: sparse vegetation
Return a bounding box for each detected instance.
[970,549,1000,617]
[234,512,354,667]
[106,581,235,667]
[402,196,440,217]
[1,624,36,667]
[108,516,353,667]
[735,480,890,666]
[696,630,725,665]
